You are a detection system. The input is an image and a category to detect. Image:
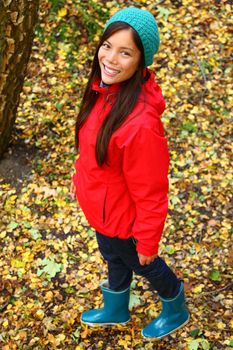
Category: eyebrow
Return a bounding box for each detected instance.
[105,40,134,52]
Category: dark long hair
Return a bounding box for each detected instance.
[75,22,145,166]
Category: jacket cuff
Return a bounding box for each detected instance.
[136,241,159,256]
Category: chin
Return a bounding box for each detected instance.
[102,76,117,85]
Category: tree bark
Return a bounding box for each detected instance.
[0,0,39,158]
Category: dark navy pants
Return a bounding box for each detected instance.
[96,232,181,299]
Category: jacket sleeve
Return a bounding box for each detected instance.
[122,123,169,256]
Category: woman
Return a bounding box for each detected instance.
[71,7,190,339]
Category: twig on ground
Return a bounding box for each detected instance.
[189,36,209,103]
[203,282,233,295]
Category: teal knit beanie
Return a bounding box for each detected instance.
[104,7,160,67]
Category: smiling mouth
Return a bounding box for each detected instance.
[103,64,120,76]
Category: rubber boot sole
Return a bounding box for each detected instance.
[81,317,131,327]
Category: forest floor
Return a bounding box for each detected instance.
[0,0,232,349]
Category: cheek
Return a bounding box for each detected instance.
[124,61,139,76]
[98,49,103,62]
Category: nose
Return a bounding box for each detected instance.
[106,50,118,65]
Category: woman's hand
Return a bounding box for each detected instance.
[138,253,157,266]
[70,180,76,200]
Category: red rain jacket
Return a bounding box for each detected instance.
[73,69,169,256]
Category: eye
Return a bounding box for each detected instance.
[102,42,110,49]
[121,51,131,57]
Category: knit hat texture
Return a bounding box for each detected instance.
[104,7,160,67]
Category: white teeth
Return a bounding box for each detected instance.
[104,65,119,74]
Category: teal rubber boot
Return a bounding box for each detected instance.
[81,281,131,326]
[142,282,190,339]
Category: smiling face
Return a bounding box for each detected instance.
[98,28,141,85]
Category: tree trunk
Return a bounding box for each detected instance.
[0,0,39,158]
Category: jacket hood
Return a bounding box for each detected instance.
[91,68,166,117]
[140,69,166,117]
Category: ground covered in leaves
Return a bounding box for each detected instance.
[0,0,232,349]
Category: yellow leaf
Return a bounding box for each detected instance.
[30,276,40,284]
[94,34,100,42]
[44,291,54,303]
[22,251,34,263]
[217,322,226,330]
[64,225,71,234]
[4,195,17,211]
[58,7,67,18]
[56,334,66,342]
[206,81,212,90]
[15,300,23,308]
[77,270,84,277]
[193,284,204,294]
[48,77,57,85]
[106,1,114,8]
[3,320,9,328]
[0,231,6,238]
[36,309,45,319]
[210,21,219,31]
[11,259,25,268]
[27,302,35,309]
[48,333,56,344]
[81,77,88,85]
